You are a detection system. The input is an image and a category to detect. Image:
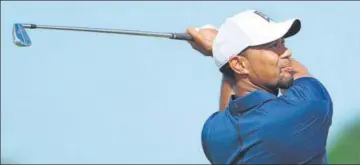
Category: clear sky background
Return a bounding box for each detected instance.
[2,1,360,164]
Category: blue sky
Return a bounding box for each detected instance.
[1,1,360,164]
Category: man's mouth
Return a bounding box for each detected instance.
[280,66,294,74]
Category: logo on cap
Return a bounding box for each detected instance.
[254,11,273,22]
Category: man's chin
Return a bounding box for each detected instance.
[278,76,294,89]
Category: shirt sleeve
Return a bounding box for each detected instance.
[201,111,219,164]
[283,77,331,101]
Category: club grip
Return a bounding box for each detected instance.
[171,33,193,41]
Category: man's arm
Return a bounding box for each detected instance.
[186,27,234,110]
[280,58,312,94]
[219,74,235,111]
[281,58,331,102]
[291,58,312,80]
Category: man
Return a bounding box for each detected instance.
[186,10,333,164]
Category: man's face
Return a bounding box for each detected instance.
[247,38,294,91]
[229,38,294,92]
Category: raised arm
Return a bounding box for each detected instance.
[290,58,312,80]
[280,56,312,95]
[219,74,235,111]
[186,26,234,111]
[280,57,331,102]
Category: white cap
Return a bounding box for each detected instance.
[212,10,301,69]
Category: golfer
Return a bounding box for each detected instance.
[187,10,333,164]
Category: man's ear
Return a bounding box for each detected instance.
[228,56,249,75]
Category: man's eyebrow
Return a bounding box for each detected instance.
[261,40,277,47]
[250,39,284,49]
[264,39,285,47]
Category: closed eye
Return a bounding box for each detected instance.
[267,39,285,48]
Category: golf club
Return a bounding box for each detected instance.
[12,23,194,47]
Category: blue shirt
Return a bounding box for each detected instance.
[202,77,333,164]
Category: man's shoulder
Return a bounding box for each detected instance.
[283,77,332,102]
[260,92,332,116]
[201,110,240,138]
[256,93,333,129]
[202,110,227,128]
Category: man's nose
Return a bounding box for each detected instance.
[275,40,289,57]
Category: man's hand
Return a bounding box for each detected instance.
[186,25,218,57]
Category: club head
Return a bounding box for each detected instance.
[13,23,32,47]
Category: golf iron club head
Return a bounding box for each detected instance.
[12,23,32,47]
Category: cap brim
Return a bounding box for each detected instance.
[281,19,301,38]
[250,18,301,47]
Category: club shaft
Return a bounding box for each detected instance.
[21,24,175,39]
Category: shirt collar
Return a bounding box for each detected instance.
[229,90,276,114]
